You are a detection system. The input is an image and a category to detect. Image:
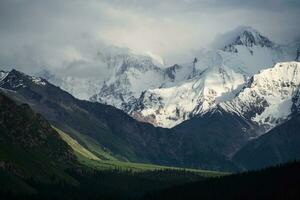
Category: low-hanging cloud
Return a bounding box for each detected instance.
[0,0,299,77]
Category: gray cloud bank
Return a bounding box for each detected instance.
[0,0,299,77]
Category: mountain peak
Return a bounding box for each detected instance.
[218,26,274,52]
[234,27,273,47]
[0,70,9,82]
[0,69,47,89]
[36,69,57,81]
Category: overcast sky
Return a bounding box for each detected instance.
[0,0,299,77]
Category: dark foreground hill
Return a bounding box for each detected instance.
[0,92,79,197]
[143,161,300,200]
[233,113,300,170]
[0,92,221,200]
[0,92,77,184]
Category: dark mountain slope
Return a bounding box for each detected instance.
[0,92,77,189]
[0,70,175,161]
[233,113,300,170]
[0,69,236,171]
[0,92,226,200]
[174,107,258,158]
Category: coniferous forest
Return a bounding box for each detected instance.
[1,161,300,200]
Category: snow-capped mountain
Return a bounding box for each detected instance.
[35,26,299,129]
[0,70,9,82]
[37,69,103,100]
[126,27,299,128]
[0,69,47,89]
[222,62,300,133]
[89,46,200,110]
[196,27,297,76]
[221,27,274,52]
[90,51,168,108]
[36,46,168,101]
[130,65,245,127]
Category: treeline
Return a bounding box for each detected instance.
[142,161,300,200]
[2,161,299,200]
[0,168,205,200]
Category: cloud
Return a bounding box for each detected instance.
[0,0,299,76]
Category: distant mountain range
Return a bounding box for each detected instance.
[0,69,235,171]
[1,61,300,171]
[37,27,300,130]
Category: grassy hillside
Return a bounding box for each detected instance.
[54,125,118,161]
[53,127,100,161]
[54,126,227,176]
